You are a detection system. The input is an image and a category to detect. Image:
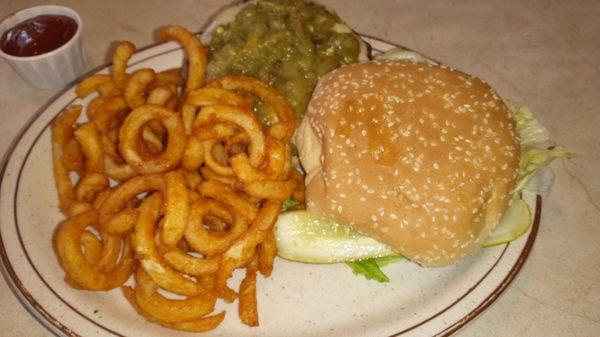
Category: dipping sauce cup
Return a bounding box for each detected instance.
[0,5,85,88]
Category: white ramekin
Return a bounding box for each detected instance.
[0,5,86,88]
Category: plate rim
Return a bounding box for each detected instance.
[0,33,540,337]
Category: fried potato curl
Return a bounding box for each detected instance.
[51,25,304,332]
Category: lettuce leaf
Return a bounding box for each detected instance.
[506,100,550,146]
[346,256,403,283]
[506,99,574,194]
[522,166,555,197]
[516,146,572,193]
[281,197,300,212]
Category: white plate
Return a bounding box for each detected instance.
[0,36,541,337]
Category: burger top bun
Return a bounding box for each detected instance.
[296,60,520,267]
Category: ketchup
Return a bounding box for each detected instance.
[0,14,77,57]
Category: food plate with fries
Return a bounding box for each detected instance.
[0,25,543,337]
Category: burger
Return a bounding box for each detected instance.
[201,0,569,273]
[293,59,522,267]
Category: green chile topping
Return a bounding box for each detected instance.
[207,0,361,121]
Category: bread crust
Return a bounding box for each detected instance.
[297,60,520,267]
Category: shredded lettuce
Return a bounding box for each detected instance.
[374,47,433,64]
[506,99,574,194]
[506,100,550,146]
[282,197,301,212]
[346,256,403,283]
[516,146,572,193]
[522,166,555,197]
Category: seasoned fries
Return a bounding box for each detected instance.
[51,25,303,332]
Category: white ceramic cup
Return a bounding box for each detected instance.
[0,5,86,88]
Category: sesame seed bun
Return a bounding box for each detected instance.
[296,60,520,267]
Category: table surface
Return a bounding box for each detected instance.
[0,1,598,336]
